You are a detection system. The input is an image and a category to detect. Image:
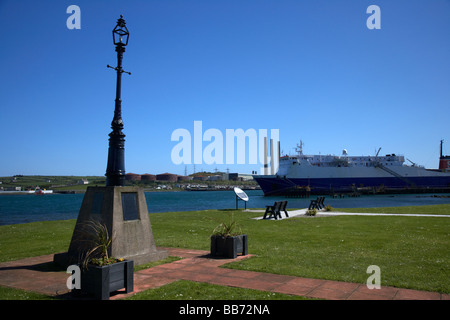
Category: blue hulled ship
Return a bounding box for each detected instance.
[254,141,450,196]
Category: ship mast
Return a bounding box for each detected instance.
[296,140,304,155]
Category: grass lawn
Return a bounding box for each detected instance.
[0,204,449,299]
[125,280,310,300]
[337,203,450,215]
[150,206,450,293]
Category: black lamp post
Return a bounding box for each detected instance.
[54,15,169,271]
[106,15,131,187]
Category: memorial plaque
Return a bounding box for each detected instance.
[91,192,103,217]
[122,192,139,221]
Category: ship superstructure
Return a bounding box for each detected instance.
[439,140,450,172]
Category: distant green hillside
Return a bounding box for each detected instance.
[0,175,105,191]
[0,175,258,192]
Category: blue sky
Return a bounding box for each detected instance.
[0,0,449,176]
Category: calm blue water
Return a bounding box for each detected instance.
[0,190,449,225]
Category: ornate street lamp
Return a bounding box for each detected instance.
[54,16,168,273]
[106,15,131,187]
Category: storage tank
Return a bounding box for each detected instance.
[141,174,156,181]
[125,173,141,181]
[177,175,192,181]
[156,173,178,182]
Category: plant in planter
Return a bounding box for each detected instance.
[305,208,317,216]
[210,213,248,259]
[75,219,133,300]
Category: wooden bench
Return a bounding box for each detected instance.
[279,201,289,218]
[308,196,325,210]
[263,201,289,220]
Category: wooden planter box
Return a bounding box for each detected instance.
[78,260,134,300]
[210,234,248,259]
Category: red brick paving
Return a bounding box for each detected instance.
[0,247,448,300]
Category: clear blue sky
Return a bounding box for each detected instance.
[0,0,449,176]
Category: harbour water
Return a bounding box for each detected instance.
[0,190,449,225]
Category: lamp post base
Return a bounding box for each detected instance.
[105,175,125,188]
[105,129,126,187]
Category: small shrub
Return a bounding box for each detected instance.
[305,209,317,216]
[78,219,120,269]
[212,213,242,237]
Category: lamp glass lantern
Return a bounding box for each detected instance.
[112,15,129,46]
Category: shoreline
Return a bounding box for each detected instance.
[1,189,450,199]
[0,190,55,195]
[0,187,262,195]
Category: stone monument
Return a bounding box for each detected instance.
[54,186,167,266]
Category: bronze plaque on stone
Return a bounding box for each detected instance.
[121,192,139,221]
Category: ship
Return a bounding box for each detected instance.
[253,140,450,196]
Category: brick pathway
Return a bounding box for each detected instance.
[0,247,448,300]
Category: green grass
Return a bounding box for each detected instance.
[0,204,449,299]
[125,280,310,300]
[0,220,76,262]
[0,286,59,300]
[337,203,450,215]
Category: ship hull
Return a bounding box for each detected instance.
[254,174,450,196]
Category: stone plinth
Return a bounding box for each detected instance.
[54,186,167,267]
